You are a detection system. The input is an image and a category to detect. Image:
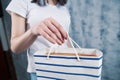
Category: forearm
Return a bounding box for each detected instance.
[11,28,37,53]
[10,13,67,53]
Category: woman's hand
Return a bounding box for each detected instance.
[31,17,68,45]
[10,13,68,53]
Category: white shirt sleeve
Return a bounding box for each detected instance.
[6,0,28,18]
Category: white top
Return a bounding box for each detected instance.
[6,0,71,73]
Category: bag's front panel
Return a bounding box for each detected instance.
[34,56,102,80]
[34,56,102,75]
[34,48,103,80]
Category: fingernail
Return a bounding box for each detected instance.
[60,42,63,45]
[58,36,63,42]
[59,41,62,45]
[58,37,63,43]
[65,36,67,40]
[62,40,64,44]
[60,40,63,43]
[61,37,64,42]
[65,34,68,39]
[57,39,62,45]
[58,42,62,45]
[53,40,56,44]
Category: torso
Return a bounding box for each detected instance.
[26,0,71,72]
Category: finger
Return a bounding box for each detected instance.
[44,26,63,45]
[39,30,56,44]
[44,21,64,42]
[50,18,68,39]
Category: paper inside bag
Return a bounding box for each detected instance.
[46,48,99,57]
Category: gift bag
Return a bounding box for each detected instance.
[34,37,103,80]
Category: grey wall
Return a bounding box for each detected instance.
[67,0,120,80]
[2,0,120,80]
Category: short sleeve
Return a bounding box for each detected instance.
[6,0,28,18]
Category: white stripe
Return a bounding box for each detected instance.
[36,71,101,80]
[35,48,103,58]
[34,57,102,67]
[35,64,102,76]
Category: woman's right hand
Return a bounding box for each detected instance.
[31,17,68,45]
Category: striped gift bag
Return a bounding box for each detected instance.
[34,37,103,80]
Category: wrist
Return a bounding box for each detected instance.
[30,28,38,37]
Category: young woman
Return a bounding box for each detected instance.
[6,0,71,80]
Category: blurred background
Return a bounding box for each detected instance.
[0,0,120,80]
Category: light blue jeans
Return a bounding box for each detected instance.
[30,73,37,80]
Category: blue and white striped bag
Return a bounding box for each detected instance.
[34,37,103,80]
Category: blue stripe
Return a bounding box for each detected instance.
[34,55,103,60]
[36,69,101,78]
[37,75,65,80]
[35,62,102,69]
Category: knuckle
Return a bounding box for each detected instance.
[59,26,63,29]
[52,34,57,39]
[44,34,48,38]
[39,30,43,35]
[44,19,48,23]
[48,17,53,20]
[48,31,53,35]
[48,17,51,20]
[44,20,50,26]
[57,32,61,36]
[56,24,61,28]
[35,26,39,29]
[52,28,57,33]
[39,22,44,26]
